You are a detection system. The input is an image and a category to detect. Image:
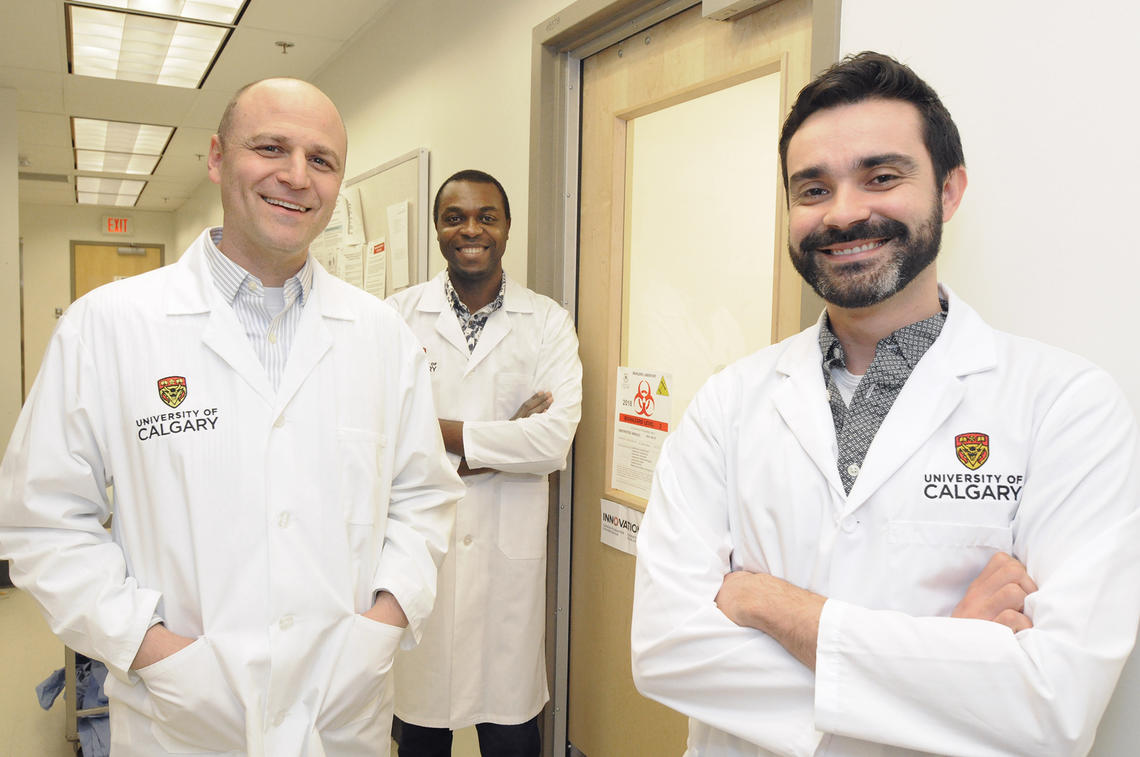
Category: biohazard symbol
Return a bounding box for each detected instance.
[955,432,989,470]
[158,376,187,408]
[634,380,655,417]
[656,377,670,397]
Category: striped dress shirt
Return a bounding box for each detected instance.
[203,227,313,390]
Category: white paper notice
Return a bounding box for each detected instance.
[600,498,642,556]
[387,200,410,290]
[364,238,387,298]
[339,242,364,289]
[611,367,672,500]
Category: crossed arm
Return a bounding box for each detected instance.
[715,551,1038,671]
[438,391,554,476]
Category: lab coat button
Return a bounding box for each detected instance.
[278,512,290,528]
[279,615,294,630]
[463,535,473,546]
[842,517,859,533]
[273,415,285,428]
[272,710,286,726]
[846,463,860,477]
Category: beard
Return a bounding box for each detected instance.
[789,204,943,309]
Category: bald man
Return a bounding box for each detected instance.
[0,78,463,756]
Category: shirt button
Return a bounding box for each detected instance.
[463,535,473,546]
[846,463,860,478]
[279,615,294,630]
[268,331,278,344]
[273,415,285,428]
[278,512,290,528]
[247,281,258,292]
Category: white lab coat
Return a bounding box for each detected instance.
[631,287,1140,757]
[386,272,582,728]
[0,230,464,756]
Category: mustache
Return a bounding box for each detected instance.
[798,218,909,253]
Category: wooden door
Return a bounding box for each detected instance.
[569,2,824,754]
[72,242,164,300]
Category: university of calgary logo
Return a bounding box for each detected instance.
[158,376,187,408]
[955,432,989,470]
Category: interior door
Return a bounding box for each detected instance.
[569,2,822,754]
[72,241,163,300]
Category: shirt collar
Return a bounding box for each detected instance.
[818,298,949,370]
[444,272,507,319]
[204,227,313,306]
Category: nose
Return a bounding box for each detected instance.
[460,216,482,236]
[822,184,871,229]
[277,148,311,189]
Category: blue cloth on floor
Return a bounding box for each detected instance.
[36,656,110,757]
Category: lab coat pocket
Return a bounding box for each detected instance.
[337,428,388,525]
[887,520,1013,616]
[495,372,531,418]
[136,637,245,753]
[497,476,550,560]
[318,614,404,731]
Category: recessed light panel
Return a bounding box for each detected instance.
[95,0,246,24]
[76,176,147,206]
[69,4,229,87]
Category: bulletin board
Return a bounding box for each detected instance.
[329,147,430,298]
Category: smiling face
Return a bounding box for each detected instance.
[207,79,346,283]
[785,98,965,311]
[435,179,510,287]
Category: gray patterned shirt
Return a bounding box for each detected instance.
[819,302,947,494]
[445,273,506,352]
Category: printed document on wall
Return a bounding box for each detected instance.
[611,367,672,500]
[364,238,387,298]
[387,200,410,290]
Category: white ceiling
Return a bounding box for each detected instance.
[4,0,396,211]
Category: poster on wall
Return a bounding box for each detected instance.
[611,367,672,500]
[364,238,387,298]
[311,187,364,278]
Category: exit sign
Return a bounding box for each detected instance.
[102,216,132,235]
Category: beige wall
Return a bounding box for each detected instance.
[18,205,175,392]
[311,0,570,283]
[0,90,19,447]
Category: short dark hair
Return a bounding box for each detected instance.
[433,169,511,226]
[778,51,965,190]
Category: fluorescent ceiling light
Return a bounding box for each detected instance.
[73,117,173,154]
[73,117,172,175]
[68,4,230,87]
[93,0,245,24]
[76,149,161,174]
[77,176,147,206]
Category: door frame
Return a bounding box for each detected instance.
[527,1,840,754]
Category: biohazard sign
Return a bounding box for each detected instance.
[612,367,672,500]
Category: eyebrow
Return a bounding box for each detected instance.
[788,153,920,185]
[441,205,502,215]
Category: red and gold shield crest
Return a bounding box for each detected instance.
[955,432,989,470]
[158,376,187,408]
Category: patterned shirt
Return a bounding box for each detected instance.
[204,227,312,390]
[445,273,506,352]
[819,301,947,494]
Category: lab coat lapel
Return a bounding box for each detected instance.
[424,275,471,357]
[274,266,340,412]
[171,238,275,403]
[466,309,511,374]
[465,276,529,374]
[844,290,997,512]
[772,325,847,501]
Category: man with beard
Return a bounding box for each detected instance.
[631,52,1140,756]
